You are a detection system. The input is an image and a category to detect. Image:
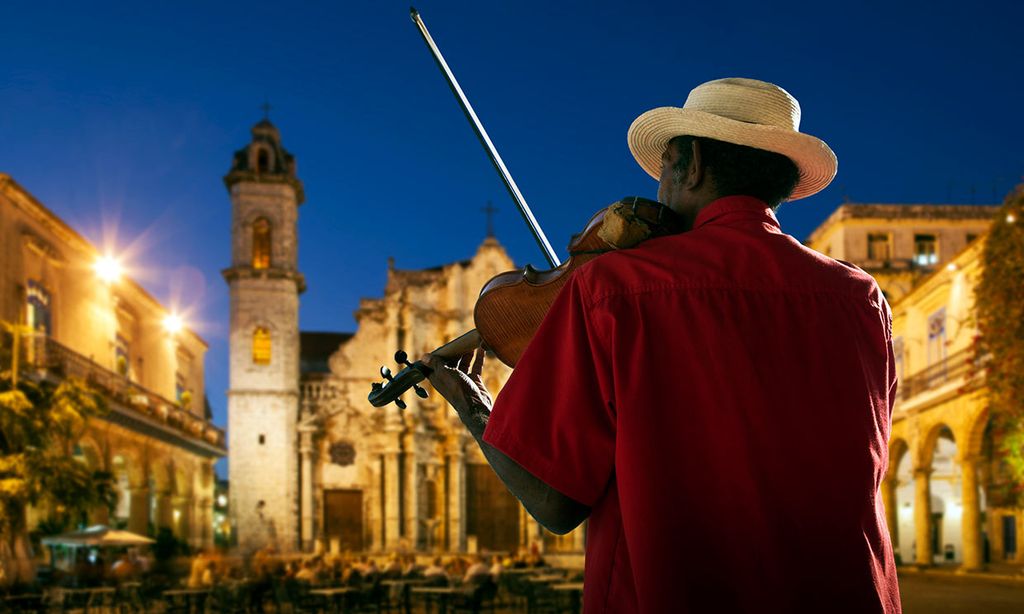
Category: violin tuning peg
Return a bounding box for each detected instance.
[371,382,383,392]
[380,365,393,380]
[413,384,428,399]
[395,349,410,367]
[395,398,407,410]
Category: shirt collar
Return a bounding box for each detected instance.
[692,195,781,232]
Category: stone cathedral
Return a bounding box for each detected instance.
[225,120,586,561]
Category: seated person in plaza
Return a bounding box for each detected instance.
[488,555,503,580]
[400,554,421,578]
[383,554,402,579]
[463,556,491,585]
[422,557,449,585]
[109,552,139,583]
[294,559,318,584]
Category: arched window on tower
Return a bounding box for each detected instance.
[252,218,272,269]
[257,148,270,173]
[252,327,271,365]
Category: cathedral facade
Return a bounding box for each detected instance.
[225,122,586,560]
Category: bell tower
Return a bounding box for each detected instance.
[223,118,305,553]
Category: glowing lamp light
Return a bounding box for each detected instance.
[163,313,184,335]
[217,494,228,507]
[1007,213,1017,224]
[946,262,958,272]
[93,255,123,283]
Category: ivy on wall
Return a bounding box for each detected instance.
[975,184,1024,506]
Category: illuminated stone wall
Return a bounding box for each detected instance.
[0,174,220,549]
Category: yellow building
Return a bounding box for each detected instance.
[0,174,226,548]
[805,203,995,303]
[807,202,1021,569]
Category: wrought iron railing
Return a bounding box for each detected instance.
[9,332,225,449]
[898,347,985,402]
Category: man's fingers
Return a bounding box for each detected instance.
[470,347,485,379]
[457,352,473,373]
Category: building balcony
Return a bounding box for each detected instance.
[897,347,986,406]
[14,333,226,457]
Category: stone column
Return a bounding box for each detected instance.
[914,467,932,566]
[384,449,401,549]
[155,490,174,532]
[403,427,422,550]
[194,498,210,549]
[128,486,150,535]
[299,427,316,552]
[881,475,898,548]
[960,456,984,570]
[173,495,192,543]
[446,435,466,552]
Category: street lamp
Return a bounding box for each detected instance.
[163,313,184,336]
[93,255,123,283]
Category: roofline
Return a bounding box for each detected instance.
[805,202,1000,244]
[0,174,208,349]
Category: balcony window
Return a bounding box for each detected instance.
[868,233,892,261]
[914,234,938,266]
[115,335,130,377]
[26,280,52,335]
[253,327,271,365]
[175,372,186,402]
[927,308,947,371]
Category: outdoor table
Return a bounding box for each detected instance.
[308,586,355,614]
[527,574,566,583]
[552,582,585,614]
[162,587,210,614]
[50,587,118,613]
[3,593,44,612]
[411,586,461,614]
[381,579,429,614]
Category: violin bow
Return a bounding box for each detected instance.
[370,8,564,410]
[409,6,561,268]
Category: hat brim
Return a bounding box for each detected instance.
[628,107,837,201]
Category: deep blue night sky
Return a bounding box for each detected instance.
[2,1,1021,475]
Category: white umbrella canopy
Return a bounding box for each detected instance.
[41,525,155,548]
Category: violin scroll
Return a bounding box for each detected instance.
[368,330,483,410]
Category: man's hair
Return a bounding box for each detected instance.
[670,135,800,209]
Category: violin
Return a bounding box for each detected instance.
[368,196,683,409]
[367,10,684,409]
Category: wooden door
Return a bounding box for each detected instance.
[323,489,363,552]
[466,464,520,552]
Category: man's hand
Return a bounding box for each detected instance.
[421,347,492,438]
[422,346,591,535]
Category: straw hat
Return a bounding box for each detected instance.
[627,78,837,201]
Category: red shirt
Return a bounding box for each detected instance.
[483,196,901,613]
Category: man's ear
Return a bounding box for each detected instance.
[685,139,705,190]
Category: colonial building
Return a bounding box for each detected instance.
[226,121,586,560]
[805,203,996,303]
[0,174,225,548]
[806,202,1022,569]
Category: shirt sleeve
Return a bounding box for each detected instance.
[482,267,616,507]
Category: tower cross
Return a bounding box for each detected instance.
[481,201,498,238]
[261,100,272,120]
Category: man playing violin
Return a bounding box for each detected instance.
[424,78,901,613]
